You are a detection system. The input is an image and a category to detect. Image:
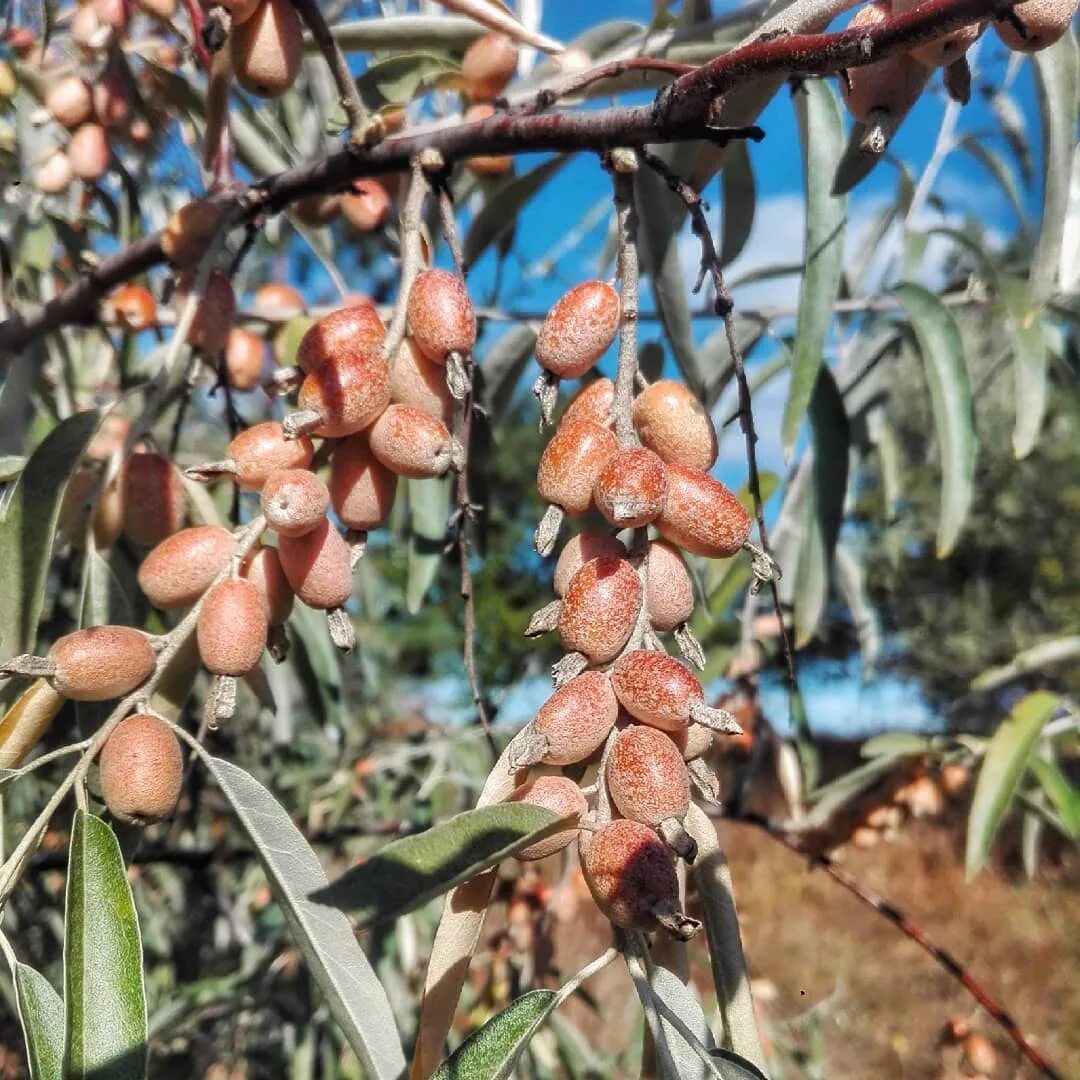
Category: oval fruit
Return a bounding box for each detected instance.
[242,545,293,625]
[341,179,392,233]
[138,524,235,609]
[121,451,185,547]
[231,0,304,98]
[655,463,751,559]
[197,579,267,675]
[644,541,694,631]
[593,447,667,528]
[994,0,1078,51]
[328,435,398,531]
[407,269,477,365]
[296,304,386,374]
[536,282,620,379]
[607,725,690,828]
[46,76,94,129]
[49,626,155,701]
[632,380,717,471]
[390,337,454,423]
[228,421,314,489]
[277,518,353,609]
[260,468,330,537]
[529,670,619,765]
[558,556,641,663]
[552,531,626,597]
[841,2,929,122]
[67,122,110,180]
[536,419,618,516]
[225,327,266,390]
[368,404,454,479]
[610,650,703,732]
[563,377,615,428]
[99,713,183,826]
[507,776,587,861]
[461,32,518,101]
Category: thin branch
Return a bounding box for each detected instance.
[611,159,640,448]
[731,810,1065,1080]
[382,158,429,367]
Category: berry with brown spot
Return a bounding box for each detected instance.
[179,269,236,355]
[368,404,455,479]
[260,468,330,537]
[632,379,717,471]
[67,123,110,181]
[558,556,641,664]
[341,179,392,233]
[277,517,353,610]
[242,545,293,626]
[109,284,157,331]
[537,419,618,517]
[464,104,513,176]
[563,377,615,428]
[161,200,223,268]
[507,776,587,861]
[45,76,94,129]
[138,524,236,609]
[49,626,155,700]
[611,650,738,734]
[461,32,518,101]
[593,447,667,528]
[98,713,183,826]
[231,0,303,98]
[994,0,1078,51]
[536,282,620,379]
[644,541,694,632]
[225,327,266,390]
[390,337,454,423]
[553,531,626,596]
[328,435,398,531]
[120,451,185,547]
[294,345,392,438]
[197,579,267,675]
[407,269,477,365]
[656,463,751,558]
[296,304,385,374]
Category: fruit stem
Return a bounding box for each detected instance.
[551,651,588,687]
[203,673,237,730]
[610,163,640,449]
[0,656,57,681]
[531,370,560,427]
[506,726,550,772]
[281,407,323,440]
[382,158,429,369]
[674,623,706,670]
[659,817,699,864]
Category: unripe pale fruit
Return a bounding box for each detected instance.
[390,337,454,423]
[34,151,73,194]
[197,579,267,675]
[537,419,618,516]
[225,327,266,390]
[46,76,94,129]
[611,650,703,732]
[260,468,330,537]
[242,545,293,625]
[632,380,717,471]
[138,524,235,608]
[553,531,626,597]
[528,670,619,765]
[121,451,185,547]
[227,422,314,489]
[508,776,587,860]
[558,556,641,663]
[464,104,513,176]
[607,725,690,828]
[109,284,157,331]
[368,404,454,479]
[296,304,385,374]
[563,377,615,428]
[292,193,341,226]
[994,0,1078,51]
[162,200,224,268]
[296,347,392,437]
[593,447,667,528]
[962,1033,998,1075]
[328,435,398,531]
[49,626,155,700]
[461,32,518,102]
[277,517,353,609]
[655,463,751,558]
[67,123,110,180]
[645,541,694,631]
[231,0,303,98]
[180,269,236,355]
[407,269,477,364]
[841,2,929,122]
[253,282,304,316]
[536,282,620,379]
[98,713,183,826]
[93,71,130,128]
[341,179,392,233]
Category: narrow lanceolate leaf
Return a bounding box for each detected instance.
[894,283,976,557]
[15,964,64,1080]
[407,477,450,614]
[206,756,407,1080]
[1060,144,1080,294]
[329,16,484,52]
[646,957,715,1080]
[719,141,755,267]
[835,542,881,672]
[1000,277,1049,459]
[1028,756,1080,840]
[432,990,557,1080]
[63,811,147,1080]
[0,678,65,769]
[0,410,99,658]
[433,0,563,52]
[966,691,1060,877]
[970,635,1080,692]
[785,79,847,458]
[313,804,563,924]
[1030,30,1079,305]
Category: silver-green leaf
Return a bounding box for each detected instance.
[407,476,450,613]
[15,963,64,1080]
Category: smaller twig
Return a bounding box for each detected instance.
[610,157,640,448]
[383,158,430,367]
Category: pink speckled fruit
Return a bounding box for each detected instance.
[180,269,236,355]
[461,31,518,102]
[994,0,1077,51]
[277,517,352,609]
[231,0,303,99]
[593,447,667,528]
[525,670,619,765]
[67,122,110,180]
[296,347,392,438]
[841,2,930,121]
[261,468,330,537]
[225,327,266,391]
[407,269,477,364]
[368,404,454,479]
[121,451,185,547]
[46,76,94,128]
[197,579,267,675]
[536,282,620,379]
[390,337,454,423]
[553,531,626,597]
[328,435,398,531]
[558,556,641,663]
[242,544,293,625]
[99,713,183,826]
[632,380,717,471]
[341,179,392,233]
[610,650,704,732]
[508,776,587,861]
[537,419,618,516]
[138,525,235,609]
[563,377,615,428]
[644,541,694,631]
[655,463,751,558]
[607,725,690,828]
[296,305,386,373]
[227,422,314,489]
[48,626,155,701]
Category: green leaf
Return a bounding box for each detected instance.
[205,756,407,1080]
[999,276,1049,459]
[330,15,484,51]
[646,957,716,1080]
[81,550,134,629]
[804,753,904,827]
[966,691,1060,877]
[719,141,755,267]
[63,811,147,1080]
[1059,144,1080,293]
[1030,29,1079,305]
[0,455,26,480]
[0,410,99,659]
[432,990,557,1080]
[708,1050,769,1079]
[956,137,1029,230]
[785,79,847,458]
[464,156,570,269]
[893,283,976,557]
[479,324,538,421]
[15,963,64,1080]
[312,803,564,924]
[1028,756,1080,840]
[830,122,880,196]
[835,542,881,672]
[971,635,1080,692]
[355,52,459,112]
[860,732,931,758]
[406,476,449,613]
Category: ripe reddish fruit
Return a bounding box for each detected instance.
[261,468,330,537]
[509,670,618,768]
[242,545,293,625]
[121,451,185,547]
[253,282,304,316]
[138,524,235,609]
[994,0,1078,51]
[225,327,266,390]
[296,304,385,374]
[841,2,929,122]
[328,436,398,531]
[536,282,620,379]
[162,200,223,268]
[46,76,94,129]
[224,421,315,489]
[461,32,518,101]
[93,71,130,128]
[180,269,236,355]
[49,626,155,700]
[368,404,455,479]
[644,541,694,631]
[231,0,303,98]
[632,380,717,471]
[277,518,353,609]
[558,556,641,663]
[198,579,267,675]
[94,0,130,33]
[295,346,392,438]
[537,420,618,516]
[464,104,513,176]
[340,179,392,233]
[215,0,262,23]
[610,650,705,733]
[292,193,341,226]
[580,819,700,939]
[507,776,587,861]
[593,447,667,528]
[67,123,110,181]
[655,463,751,558]
[99,713,183,826]
[390,337,454,423]
[34,151,73,194]
[71,3,108,49]
[407,269,477,365]
[563,377,615,428]
[109,284,157,331]
[553,531,626,597]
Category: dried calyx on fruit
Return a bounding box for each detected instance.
[187,420,314,489]
[406,269,477,398]
[593,446,667,528]
[507,776,587,861]
[197,578,268,726]
[98,712,184,826]
[368,404,461,479]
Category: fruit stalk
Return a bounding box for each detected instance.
[382,158,430,369]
